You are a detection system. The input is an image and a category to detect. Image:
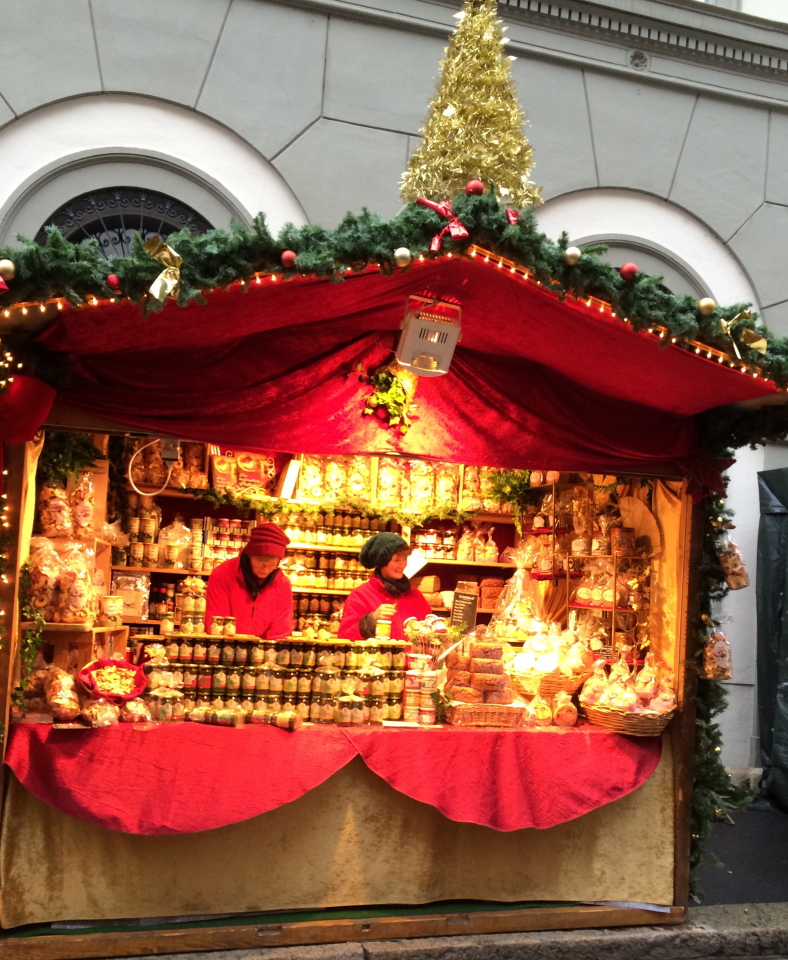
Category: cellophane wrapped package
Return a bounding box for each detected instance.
[69,472,95,539]
[38,484,72,537]
[55,542,97,625]
[26,537,64,622]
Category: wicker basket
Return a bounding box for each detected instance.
[580,702,675,736]
[511,670,591,700]
[445,702,526,727]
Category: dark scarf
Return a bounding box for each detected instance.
[374,569,411,597]
[240,553,279,601]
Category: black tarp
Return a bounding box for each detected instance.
[757,468,788,808]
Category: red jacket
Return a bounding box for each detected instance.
[338,576,431,641]
[205,558,293,639]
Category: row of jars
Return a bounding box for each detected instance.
[155,661,409,699]
[281,511,394,544]
[294,594,343,616]
[155,635,409,671]
[151,691,404,725]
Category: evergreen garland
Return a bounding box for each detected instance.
[36,431,103,490]
[5,192,788,426]
[688,488,753,895]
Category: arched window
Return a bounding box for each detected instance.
[35,187,212,258]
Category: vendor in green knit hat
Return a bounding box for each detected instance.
[338,532,431,641]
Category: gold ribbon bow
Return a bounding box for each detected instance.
[719,310,768,359]
[144,237,182,302]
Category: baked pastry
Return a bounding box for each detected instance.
[470,672,508,691]
[484,687,515,704]
[446,652,471,671]
[470,658,505,675]
[447,669,472,686]
[470,642,503,660]
[448,684,484,704]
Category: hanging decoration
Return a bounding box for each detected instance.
[563,246,582,265]
[393,247,413,267]
[416,197,470,252]
[358,359,418,433]
[619,262,638,282]
[144,238,182,302]
[697,297,717,316]
[719,310,768,359]
[280,250,298,269]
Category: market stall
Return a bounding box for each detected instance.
[0,243,743,943]
[0,0,777,952]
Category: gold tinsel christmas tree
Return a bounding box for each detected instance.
[401,0,542,207]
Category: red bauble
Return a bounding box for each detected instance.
[619,262,638,282]
[465,179,485,196]
[106,274,120,290]
[280,250,298,269]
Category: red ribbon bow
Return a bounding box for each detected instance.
[417,197,470,252]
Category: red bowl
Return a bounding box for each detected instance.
[78,658,147,705]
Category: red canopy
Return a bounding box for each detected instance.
[24,255,778,487]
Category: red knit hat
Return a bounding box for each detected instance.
[243,523,290,559]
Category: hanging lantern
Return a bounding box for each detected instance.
[395,295,462,377]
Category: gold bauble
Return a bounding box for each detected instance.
[564,246,582,266]
[394,247,412,268]
[0,259,16,281]
[697,297,717,316]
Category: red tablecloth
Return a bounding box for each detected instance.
[5,722,661,835]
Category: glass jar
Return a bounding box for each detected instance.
[211,666,228,694]
[220,642,236,666]
[255,665,271,694]
[182,664,198,692]
[207,638,222,664]
[282,669,298,697]
[197,665,213,693]
[225,667,241,695]
[192,637,208,663]
[223,616,237,637]
[250,640,267,666]
[209,616,225,636]
[289,639,304,669]
[233,640,249,666]
[178,634,194,662]
[241,666,257,696]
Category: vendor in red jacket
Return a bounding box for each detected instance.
[339,532,431,641]
[205,522,293,638]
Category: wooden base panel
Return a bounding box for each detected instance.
[0,904,685,960]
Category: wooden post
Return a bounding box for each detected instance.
[672,492,704,908]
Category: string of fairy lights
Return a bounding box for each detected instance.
[0,243,776,395]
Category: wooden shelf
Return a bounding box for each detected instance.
[287,542,361,553]
[123,617,161,625]
[422,559,515,568]
[20,622,126,633]
[292,586,352,596]
[112,565,207,576]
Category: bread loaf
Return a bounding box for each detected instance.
[448,684,484,704]
[484,687,515,704]
[447,669,471,686]
[446,653,471,671]
[470,642,503,660]
[470,658,505,675]
[470,672,508,691]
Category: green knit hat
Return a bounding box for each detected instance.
[359,532,409,569]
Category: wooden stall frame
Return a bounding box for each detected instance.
[0,423,697,953]
[0,904,685,960]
